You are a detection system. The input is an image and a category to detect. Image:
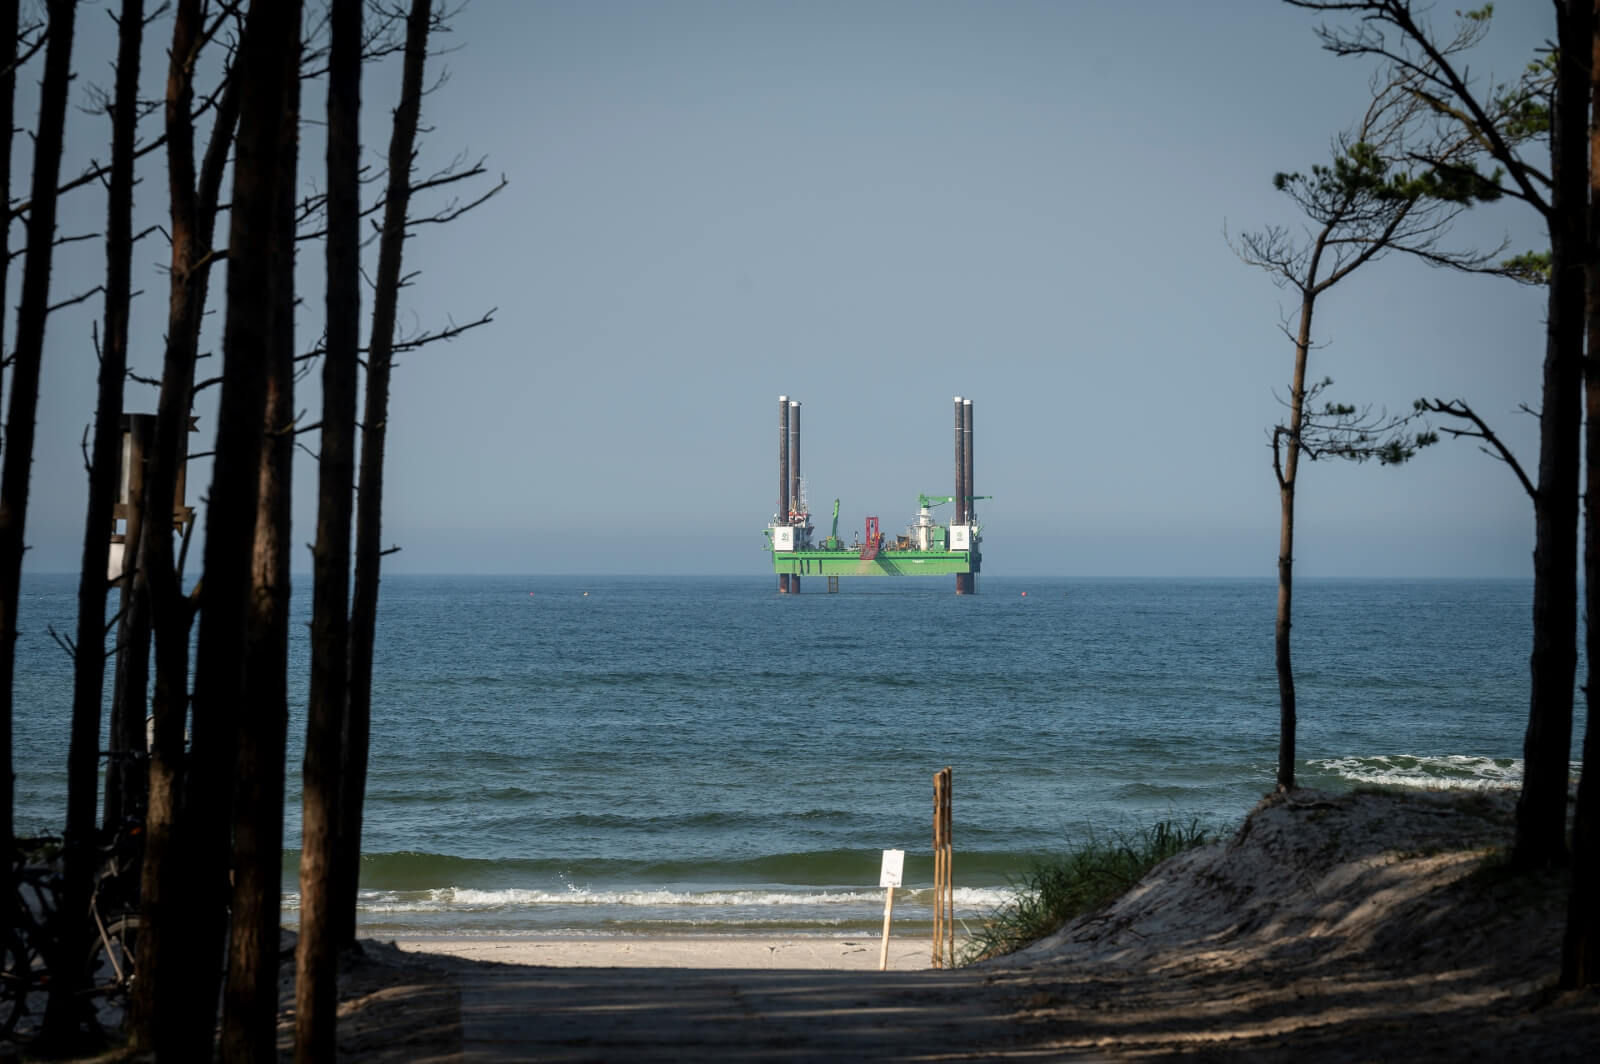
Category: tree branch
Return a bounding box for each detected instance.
[48,284,105,315]
[1416,396,1537,501]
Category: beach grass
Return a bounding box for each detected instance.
[958,819,1214,965]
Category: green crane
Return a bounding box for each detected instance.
[918,493,992,510]
[825,498,842,549]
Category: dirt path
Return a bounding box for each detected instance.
[448,962,1025,1062]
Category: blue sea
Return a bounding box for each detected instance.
[11,574,1559,938]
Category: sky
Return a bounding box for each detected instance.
[17,0,1558,578]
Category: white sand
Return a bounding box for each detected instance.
[390,933,955,970]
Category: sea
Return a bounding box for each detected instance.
[10,573,1566,940]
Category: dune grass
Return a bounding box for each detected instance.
[958,819,1214,966]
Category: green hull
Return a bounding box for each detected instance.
[770,549,979,577]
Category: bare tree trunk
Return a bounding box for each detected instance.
[170,2,297,1055]
[0,3,16,446]
[129,1,238,1043]
[106,583,151,823]
[1562,0,1600,990]
[334,0,434,948]
[1514,0,1589,873]
[130,2,240,1051]
[2,1,80,1046]
[222,6,299,1058]
[296,2,361,1053]
[105,435,152,834]
[105,412,152,833]
[1273,290,1315,792]
[0,0,19,974]
[84,0,145,841]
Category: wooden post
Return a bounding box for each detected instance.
[931,766,953,967]
[931,770,942,967]
[878,885,895,971]
[878,848,903,972]
[943,766,954,966]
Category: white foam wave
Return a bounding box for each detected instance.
[940,886,1017,910]
[286,883,1017,915]
[1307,754,1565,791]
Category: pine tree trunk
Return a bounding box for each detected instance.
[1274,292,1313,792]
[1561,0,1600,990]
[105,426,152,833]
[334,0,434,948]
[223,7,299,1057]
[128,0,238,1045]
[89,0,146,839]
[3,0,81,1044]
[1514,0,1588,873]
[0,0,19,978]
[171,2,296,1055]
[62,16,145,1039]
[296,3,361,1053]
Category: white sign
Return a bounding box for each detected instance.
[773,526,795,552]
[950,524,971,550]
[879,849,904,888]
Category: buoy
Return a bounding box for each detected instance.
[1021,591,1027,597]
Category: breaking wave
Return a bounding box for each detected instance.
[1305,754,1554,791]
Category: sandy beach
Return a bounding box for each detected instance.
[275,788,1600,1061]
[392,933,948,971]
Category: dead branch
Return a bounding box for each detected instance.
[191,246,229,274]
[12,135,168,219]
[102,596,129,638]
[48,284,105,315]
[401,172,506,229]
[47,624,76,660]
[0,23,48,83]
[1272,425,1289,490]
[409,158,489,196]
[300,308,495,367]
[9,230,101,261]
[388,308,495,355]
[1417,397,1537,501]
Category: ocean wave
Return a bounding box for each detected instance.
[287,847,1043,891]
[928,886,1015,910]
[1304,754,1559,791]
[284,883,1014,915]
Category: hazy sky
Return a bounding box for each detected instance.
[22,1,1555,578]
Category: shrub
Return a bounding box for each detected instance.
[959,819,1212,965]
